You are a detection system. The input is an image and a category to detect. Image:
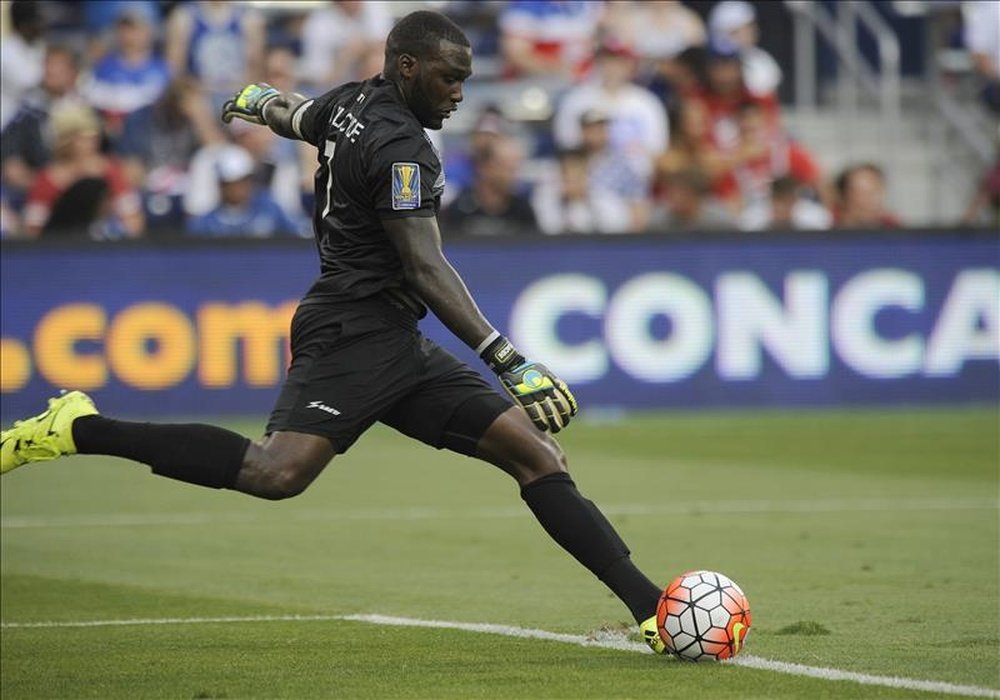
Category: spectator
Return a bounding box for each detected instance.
[165,1,265,109]
[182,44,309,224]
[117,75,225,233]
[645,44,708,111]
[684,39,780,166]
[23,103,144,239]
[578,108,651,231]
[187,145,300,238]
[833,163,901,229]
[607,2,707,110]
[1,46,82,205]
[1,0,46,131]
[261,45,319,222]
[718,99,823,212]
[80,1,162,67]
[185,117,305,226]
[499,0,605,80]
[708,0,782,98]
[441,0,505,64]
[82,0,159,35]
[653,98,729,203]
[603,1,705,65]
[963,0,1000,112]
[533,147,632,234]
[441,138,537,237]
[299,1,393,92]
[650,167,735,231]
[83,6,171,140]
[960,146,1000,227]
[263,45,300,95]
[553,38,669,178]
[443,104,511,206]
[739,176,832,231]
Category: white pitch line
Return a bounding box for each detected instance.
[0,614,343,629]
[337,613,646,653]
[2,613,997,698]
[730,655,1000,699]
[1,497,996,529]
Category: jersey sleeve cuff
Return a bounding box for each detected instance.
[291,99,315,140]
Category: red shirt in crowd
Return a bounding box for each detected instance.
[24,158,139,233]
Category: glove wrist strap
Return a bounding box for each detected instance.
[259,92,280,125]
[479,334,523,373]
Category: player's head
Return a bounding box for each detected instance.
[383,10,472,130]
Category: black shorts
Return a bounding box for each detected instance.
[266,296,511,455]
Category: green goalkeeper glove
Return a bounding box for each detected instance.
[480,335,578,434]
[221,82,280,125]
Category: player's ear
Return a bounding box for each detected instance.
[397,53,418,80]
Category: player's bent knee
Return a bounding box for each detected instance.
[476,407,569,485]
[242,451,326,500]
[528,441,567,479]
[242,432,334,500]
[515,431,567,484]
[261,468,311,500]
[265,454,328,499]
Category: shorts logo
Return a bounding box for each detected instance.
[392,162,420,210]
[306,401,341,416]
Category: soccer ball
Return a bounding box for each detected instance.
[655,570,752,661]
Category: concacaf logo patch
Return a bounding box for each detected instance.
[392,162,421,210]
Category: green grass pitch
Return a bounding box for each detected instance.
[2,406,998,699]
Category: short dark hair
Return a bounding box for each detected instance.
[835,162,885,197]
[11,0,43,32]
[385,10,469,62]
[771,175,800,199]
[556,146,589,164]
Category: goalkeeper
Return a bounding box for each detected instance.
[1,11,666,653]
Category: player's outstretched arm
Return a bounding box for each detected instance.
[221,82,309,141]
[384,216,578,432]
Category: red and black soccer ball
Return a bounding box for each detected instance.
[655,570,752,661]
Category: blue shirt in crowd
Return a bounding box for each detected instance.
[187,190,302,238]
[87,52,171,116]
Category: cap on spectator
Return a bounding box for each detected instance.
[595,37,637,60]
[473,108,509,136]
[707,36,742,60]
[580,108,611,126]
[115,2,158,26]
[709,1,756,36]
[215,146,256,183]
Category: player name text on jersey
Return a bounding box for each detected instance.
[330,106,366,143]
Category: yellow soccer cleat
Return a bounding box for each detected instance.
[639,615,668,655]
[1,391,98,474]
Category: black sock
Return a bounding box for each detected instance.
[521,472,661,623]
[72,415,250,489]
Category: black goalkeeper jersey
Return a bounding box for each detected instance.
[294,76,445,313]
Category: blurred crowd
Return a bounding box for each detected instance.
[0,0,995,240]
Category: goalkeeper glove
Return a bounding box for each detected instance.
[221,82,280,125]
[480,335,578,434]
